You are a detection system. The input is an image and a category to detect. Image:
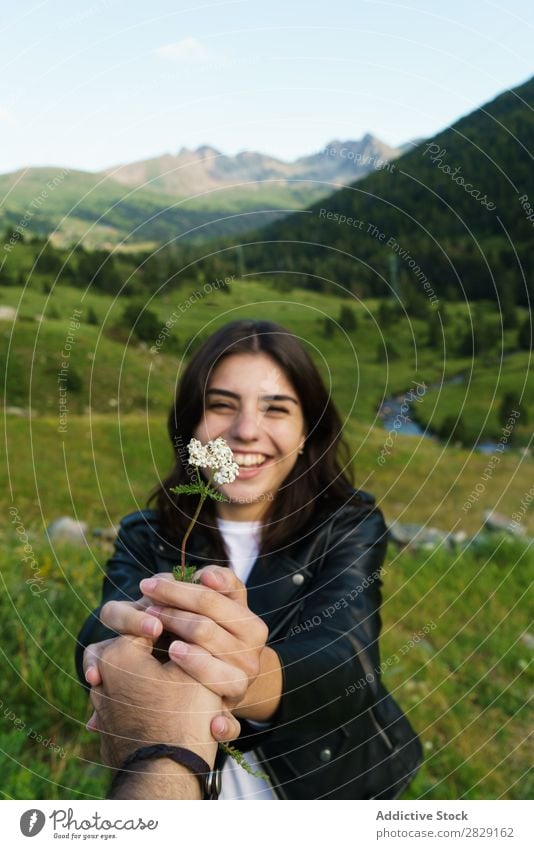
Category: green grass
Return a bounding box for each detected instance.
[2,413,533,536]
[380,539,533,800]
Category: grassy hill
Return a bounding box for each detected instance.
[1,272,532,445]
[0,166,312,250]
[194,76,534,308]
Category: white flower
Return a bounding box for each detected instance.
[213,461,240,485]
[205,437,234,466]
[187,437,240,484]
[188,438,209,467]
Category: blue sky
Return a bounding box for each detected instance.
[1,0,532,173]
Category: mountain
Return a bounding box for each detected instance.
[103,134,401,198]
[221,76,534,306]
[0,135,403,248]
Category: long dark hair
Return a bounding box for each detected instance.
[150,319,357,561]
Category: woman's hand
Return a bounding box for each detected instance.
[138,567,269,709]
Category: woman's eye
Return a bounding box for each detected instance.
[209,403,232,410]
[264,406,288,414]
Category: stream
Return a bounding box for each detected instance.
[378,373,507,454]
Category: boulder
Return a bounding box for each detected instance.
[387,522,449,550]
[92,525,118,543]
[47,517,88,545]
[483,509,526,537]
[0,305,17,321]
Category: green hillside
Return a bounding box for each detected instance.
[194,76,534,308]
[1,268,532,447]
[0,166,325,250]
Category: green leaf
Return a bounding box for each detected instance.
[172,565,197,583]
[205,488,229,502]
[171,483,228,502]
[170,483,205,496]
[219,743,269,780]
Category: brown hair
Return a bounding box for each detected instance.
[149,319,356,561]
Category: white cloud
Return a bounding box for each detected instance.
[156,36,216,64]
[0,107,16,127]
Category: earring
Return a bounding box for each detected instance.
[298,446,304,455]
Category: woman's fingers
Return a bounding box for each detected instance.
[139,577,265,644]
[168,640,249,706]
[147,606,234,651]
[195,566,248,606]
[148,606,262,681]
[100,599,164,640]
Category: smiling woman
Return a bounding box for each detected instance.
[76,319,422,800]
[193,351,306,520]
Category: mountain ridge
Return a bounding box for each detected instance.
[101,134,403,196]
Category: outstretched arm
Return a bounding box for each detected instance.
[87,634,240,799]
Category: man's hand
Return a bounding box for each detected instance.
[87,634,240,770]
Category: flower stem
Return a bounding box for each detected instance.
[179,468,215,578]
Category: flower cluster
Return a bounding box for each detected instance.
[187,437,240,485]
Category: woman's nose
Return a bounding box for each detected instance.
[230,407,262,441]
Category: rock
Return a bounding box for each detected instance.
[483,510,526,537]
[449,530,468,547]
[0,306,17,321]
[388,522,449,550]
[92,525,118,543]
[5,407,36,418]
[47,517,88,545]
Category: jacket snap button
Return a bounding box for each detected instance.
[158,544,164,551]
[319,748,332,762]
[292,573,305,586]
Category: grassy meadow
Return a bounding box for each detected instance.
[1,271,532,800]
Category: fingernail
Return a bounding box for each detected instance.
[170,640,189,659]
[142,618,160,637]
[212,716,226,735]
[208,570,223,588]
[140,578,157,592]
[86,713,98,731]
[84,666,97,684]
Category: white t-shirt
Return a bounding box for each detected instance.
[216,518,277,800]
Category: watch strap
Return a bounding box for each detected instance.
[109,744,220,800]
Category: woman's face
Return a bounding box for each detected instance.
[193,352,306,520]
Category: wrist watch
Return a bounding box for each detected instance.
[109,744,221,800]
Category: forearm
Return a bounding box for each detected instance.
[234,646,282,722]
[108,758,202,800]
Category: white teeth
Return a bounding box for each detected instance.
[233,453,268,467]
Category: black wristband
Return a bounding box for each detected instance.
[108,744,221,800]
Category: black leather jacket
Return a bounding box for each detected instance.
[76,490,422,799]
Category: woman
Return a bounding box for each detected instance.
[77,318,422,799]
